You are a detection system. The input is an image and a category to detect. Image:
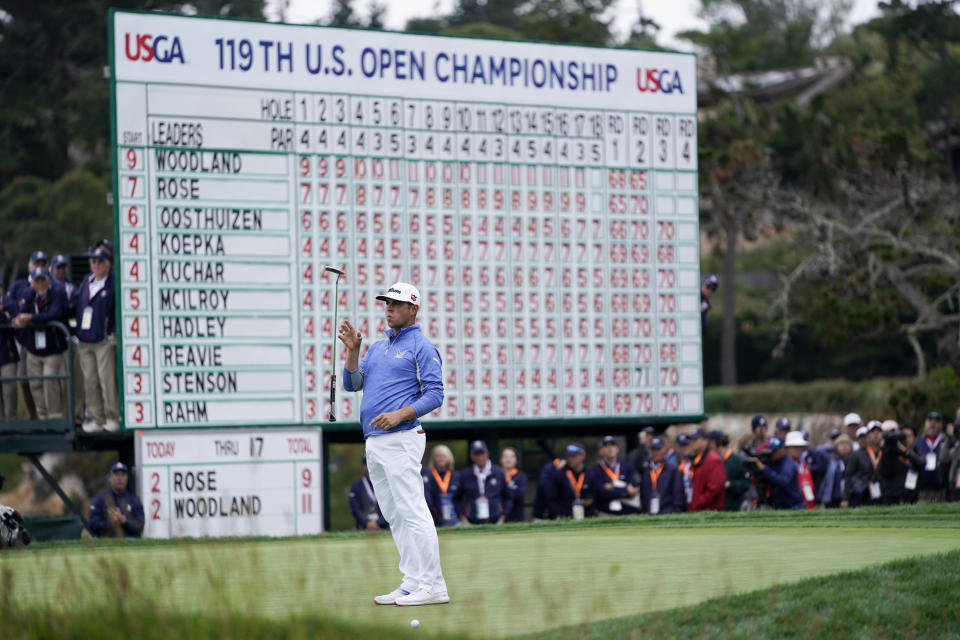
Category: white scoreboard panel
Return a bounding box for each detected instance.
[135,428,322,538]
[110,11,702,429]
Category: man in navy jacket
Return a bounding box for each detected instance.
[89,462,144,538]
[548,443,595,519]
[532,456,565,520]
[457,440,507,525]
[73,248,118,432]
[11,268,68,420]
[643,437,685,514]
[589,436,641,515]
[915,411,946,501]
[348,456,389,531]
[7,250,49,421]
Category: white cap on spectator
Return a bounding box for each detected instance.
[855,426,868,438]
[881,419,899,432]
[784,431,807,447]
[844,413,862,426]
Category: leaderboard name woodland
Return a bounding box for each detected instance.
[111,11,702,430]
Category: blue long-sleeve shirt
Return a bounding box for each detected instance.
[342,323,444,439]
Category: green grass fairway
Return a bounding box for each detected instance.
[3,505,960,638]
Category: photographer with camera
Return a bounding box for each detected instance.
[744,435,806,510]
[844,421,884,507]
[0,472,32,549]
[877,422,924,505]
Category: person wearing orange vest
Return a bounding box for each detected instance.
[500,446,527,522]
[642,436,685,514]
[548,443,594,519]
[589,436,641,516]
[844,421,885,507]
[688,429,727,511]
[457,440,507,525]
[423,444,461,527]
[784,431,816,509]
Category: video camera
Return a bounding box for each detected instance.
[0,472,32,548]
[883,430,907,451]
[741,444,773,472]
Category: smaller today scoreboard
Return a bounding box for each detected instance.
[135,428,322,538]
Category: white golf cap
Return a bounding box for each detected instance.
[376,282,421,305]
[881,419,899,433]
[784,431,807,447]
[855,426,868,438]
[843,412,862,426]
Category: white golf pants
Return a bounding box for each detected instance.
[365,428,447,593]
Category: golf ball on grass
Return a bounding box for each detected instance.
[410,619,420,628]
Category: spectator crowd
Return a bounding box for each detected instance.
[1,241,118,432]
[350,407,960,528]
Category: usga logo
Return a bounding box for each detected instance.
[124,33,185,63]
[636,68,684,94]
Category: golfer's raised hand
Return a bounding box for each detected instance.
[338,319,362,351]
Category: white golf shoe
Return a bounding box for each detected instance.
[395,587,450,606]
[103,420,120,432]
[373,587,410,605]
[81,421,102,433]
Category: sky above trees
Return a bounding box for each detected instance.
[271,0,883,49]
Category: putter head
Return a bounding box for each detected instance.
[324,266,345,277]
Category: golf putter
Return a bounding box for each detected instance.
[324,266,345,422]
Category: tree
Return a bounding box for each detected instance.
[406,0,619,46]
[0,1,267,189]
[679,0,853,71]
[777,169,960,379]
[699,102,784,385]
[0,167,112,286]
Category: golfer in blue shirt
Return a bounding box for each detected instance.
[339,282,449,607]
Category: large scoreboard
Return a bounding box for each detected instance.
[110,11,702,430]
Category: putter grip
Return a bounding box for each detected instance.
[328,373,337,422]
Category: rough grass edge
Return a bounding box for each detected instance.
[529,548,960,640]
